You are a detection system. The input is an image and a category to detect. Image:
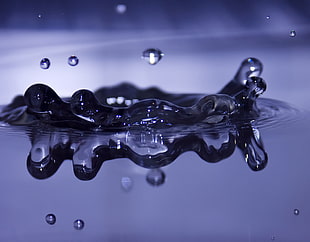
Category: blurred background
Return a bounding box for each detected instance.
[0,0,310,108]
[1,1,310,241]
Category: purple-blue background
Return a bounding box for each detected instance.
[0,0,310,241]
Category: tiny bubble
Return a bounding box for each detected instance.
[73,219,84,230]
[121,176,133,192]
[266,15,270,20]
[68,55,79,66]
[146,169,166,186]
[38,14,42,19]
[289,30,296,37]
[294,209,300,215]
[45,214,56,225]
[40,58,50,69]
[116,4,127,14]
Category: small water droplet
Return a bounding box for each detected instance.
[116,4,127,14]
[38,14,43,19]
[142,48,164,65]
[73,219,84,230]
[45,214,56,225]
[294,209,300,215]
[68,56,79,66]
[40,58,50,69]
[121,176,133,191]
[266,15,270,20]
[289,30,296,37]
[146,169,165,186]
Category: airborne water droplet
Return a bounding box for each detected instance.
[142,48,164,65]
[68,56,79,66]
[289,30,296,37]
[121,176,133,191]
[294,209,300,215]
[40,58,50,69]
[116,4,127,14]
[146,169,166,186]
[266,15,270,20]
[73,219,85,230]
[45,214,56,225]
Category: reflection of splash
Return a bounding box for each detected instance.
[26,120,267,180]
[0,57,296,180]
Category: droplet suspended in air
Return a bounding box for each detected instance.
[73,219,85,230]
[40,58,51,69]
[45,214,56,225]
[146,168,166,186]
[142,48,164,65]
[68,56,79,66]
[38,13,43,19]
[294,209,300,215]
[116,4,127,14]
[266,15,270,20]
[121,176,133,191]
[289,30,296,37]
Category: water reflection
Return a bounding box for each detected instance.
[25,117,267,180]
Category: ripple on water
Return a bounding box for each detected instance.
[254,98,303,129]
[0,97,306,138]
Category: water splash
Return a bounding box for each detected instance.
[73,219,84,230]
[219,57,263,96]
[236,125,268,171]
[142,48,164,65]
[45,214,56,225]
[0,57,299,179]
[40,58,51,69]
[68,56,79,66]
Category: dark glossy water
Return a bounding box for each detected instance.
[1,1,310,241]
[0,96,308,241]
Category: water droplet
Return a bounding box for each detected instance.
[234,57,263,85]
[38,14,43,19]
[142,48,164,65]
[294,208,300,215]
[266,15,270,20]
[73,219,84,230]
[68,56,79,66]
[45,214,56,225]
[289,30,296,37]
[146,169,165,186]
[121,176,133,191]
[116,4,127,14]
[40,58,50,69]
